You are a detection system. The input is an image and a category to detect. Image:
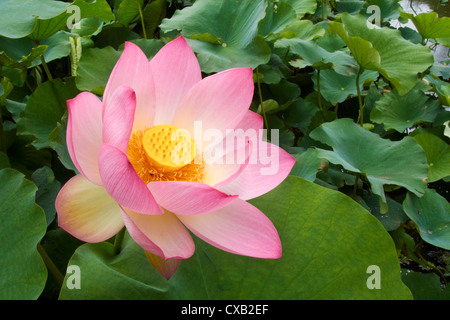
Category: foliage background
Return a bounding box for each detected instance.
[0,0,449,300]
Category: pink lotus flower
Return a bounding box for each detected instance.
[56,36,295,279]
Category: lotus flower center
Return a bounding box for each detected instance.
[142,124,195,172]
[127,125,203,184]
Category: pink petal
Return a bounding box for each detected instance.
[122,208,195,260]
[98,144,163,215]
[104,41,155,132]
[67,92,103,185]
[102,85,136,153]
[56,174,124,243]
[171,67,254,146]
[177,199,281,259]
[202,110,263,188]
[236,110,264,132]
[145,251,181,280]
[219,140,295,200]
[147,181,238,215]
[202,136,251,189]
[150,36,202,125]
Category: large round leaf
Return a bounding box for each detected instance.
[0,0,114,40]
[74,46,121,95]
[403,188,450,250]
[413,133,450,183]
[60,177,412,299]
[0,0,68,39]
[186,36,271,73]
[309,118,428,203]
[312,69,378,105]
[160,0,266,47]
[160,0,271,72]
[59,233,170,300]
[75,40,164,94]
[274,38,358,75]
[258,1,297,38]
[16,78,80,150]
[284,0,317,18]
[328,13,434,94]
[361,194,408,232]
[117,0,144,26]
[31,166,61,226]
[401,11,450,46]
[0,168,47,299]
[370,81,441,133]
[401,270,450,300]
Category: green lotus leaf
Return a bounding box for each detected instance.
[258,1,297,38]
[310,118,428,203]
[60,177,412,300]
[370,80,441,132]
[403,188,450,250]
[74,46,121,94]
[0,168,47,299]
[160,0,271,72]
[0,0,68,39]
[328,13,434,95]
[0,45,48,70]
[186,35,271,73]
[401,270,450,300]
[275,37,358,75]
[284,0,317,18]
[117,0,143,26]
[400,11,450,46]
[16,78,80,150]
[312,68,378,105]
[0,0,114,41]
[413,133,450,183]
[161,0,266,47]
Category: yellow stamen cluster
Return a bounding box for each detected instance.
[127,126,204,185]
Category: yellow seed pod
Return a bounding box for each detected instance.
[142,125,195,172]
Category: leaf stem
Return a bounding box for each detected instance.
[353,173,360,198]
[416,241,447,285]
[282,47,290,64]
[138,2,147,39]
[317,69,323,112]
[0,70,5,146]
[409,0,418,15]
[356,69,364,126]
[321,0,326,19]
[256,67,271,140]
[40,55,53,81]
[0,113,6,154]
[317,69,327,122]
[37,243,64,286]
[114,227,126,255]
